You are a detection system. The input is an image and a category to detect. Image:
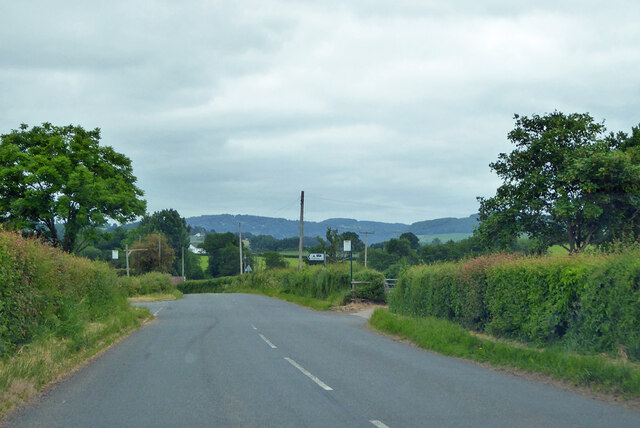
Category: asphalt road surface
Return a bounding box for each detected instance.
[5,294,640,427]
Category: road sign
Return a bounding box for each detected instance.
[308,253,325,261]
[111,250,119,260]
[343,240,351,252]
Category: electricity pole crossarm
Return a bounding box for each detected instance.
[124,244,148,277]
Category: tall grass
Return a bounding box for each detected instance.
[179,264,386,309]
[0,230,151,417]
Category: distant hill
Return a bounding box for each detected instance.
[185,214,479,245]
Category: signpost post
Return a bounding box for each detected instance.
[344,240,352,288]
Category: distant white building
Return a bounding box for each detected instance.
[189,244,206,254]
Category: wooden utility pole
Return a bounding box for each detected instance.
[125,244,148,277]
[362,231,374,268]
[239,223,243,275]
[298,190,304,272]
[181,246,185,279]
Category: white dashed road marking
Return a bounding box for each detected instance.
[259,334,277,349]
[284,357,333,391]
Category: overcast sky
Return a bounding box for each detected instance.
[2,1,639,224]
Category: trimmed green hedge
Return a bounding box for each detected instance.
[178,276,236,294]
[118,272,176,296]
[178,265,387,304]
[0,231,129,356]
[389,251,640,361]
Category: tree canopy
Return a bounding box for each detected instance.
[0,123,146,252]
[477,112,640,253]
[130,233,175,274]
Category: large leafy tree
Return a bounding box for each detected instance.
[129,233,175,274]
[0,123,146,252]
[202,232,251,277]
[139,209,190,253]
[477,112,640,253]
[138,208,199,276]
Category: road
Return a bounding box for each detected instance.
[5,294,640,427]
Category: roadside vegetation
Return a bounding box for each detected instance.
[370,309,640,397]
[179,264,385,311]
[3,113,640,408]
[120,272,183,301]
[0,231,154,418]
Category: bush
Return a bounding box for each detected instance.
[350,269,386,303]
[0,231,129,356]
[119,272,175,296]
[178,264,387,304]
[389,249,640,361]
[179,276,236,294]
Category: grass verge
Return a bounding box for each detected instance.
[0,306,152,419]
[221,284,346,311]
[127,289,183,302]
[369,309,640,398]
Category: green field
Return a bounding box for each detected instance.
[418,233,472,244]
[197,254,208,271]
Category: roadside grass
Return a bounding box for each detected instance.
[369,309,640,398]
[221,283,345,311]
[0,306,152,419]
[127,289,183,302]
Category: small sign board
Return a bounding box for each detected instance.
[111,250,119,260]
[244,265,253,273]
[343,240,352,252]
[308,253,325,261]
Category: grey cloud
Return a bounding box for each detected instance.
[1,1,639,224]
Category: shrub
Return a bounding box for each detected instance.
[389,249,640,361]
[178,276,235,294]
[0,231,129,356]
[119,272,175,296]
[178,264,387,303]
[350,269,386,303]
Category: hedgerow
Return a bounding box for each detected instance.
[389,250,640,361]
[179,264,387,304]
[0,231,130,356]
[118,272,176,296]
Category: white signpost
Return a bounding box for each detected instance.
[343,240,353,286]
[111,250,119,260]
[307,253,325,261]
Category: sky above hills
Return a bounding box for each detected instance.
[2,1,639,224]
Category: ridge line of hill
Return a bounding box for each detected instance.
[186,214,479,244]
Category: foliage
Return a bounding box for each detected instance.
[178,276,236,294]
[0,123,146,252]
[0,230,131,356]
[202,232,248,277]
[389,250,640,361]
[128,233,175,274]
[477,112,640,253]
[313,228,341,263]
[180,264,386,305]
[264,251,288,269]
[138,208,194,275]
[399,232,420,250]
[350,269,386,303]
[361,247,399,272]
[118,272,176,296]
[370,309,640,397]
[341,231,365,253]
